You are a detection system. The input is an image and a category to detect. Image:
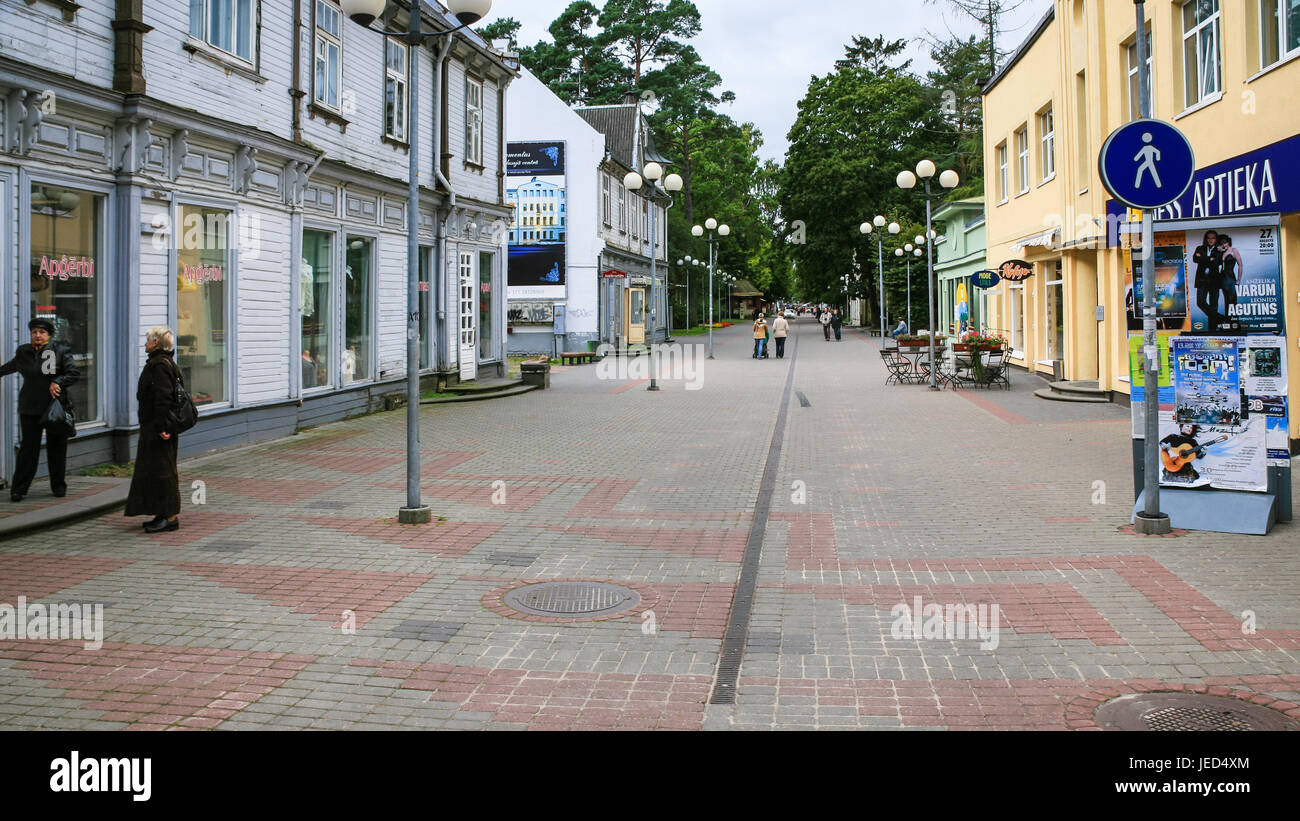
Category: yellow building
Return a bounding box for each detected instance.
[981,0,1300,449]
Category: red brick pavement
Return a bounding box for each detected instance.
[268,450,406,474]
[290,516,503,558]
[195,477,344,505]
[477,578,733,638]
[374,480,559,512]
[0,554,134,603]
[779,583,1126,644]
[98,511,256,547]
[0,482,120,521]
[539,524,747,562]
[167,563,435,628]
[0,639,315,730]
[350,658,712,730]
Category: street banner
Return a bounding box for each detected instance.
[1172,337,1241,426]
[1158,412,1267,492]
[507,140,567,300]
[1125,224,1283,334]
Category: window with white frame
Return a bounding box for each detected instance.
[603,175,612,225]
[1016,126,1029,194]
[1009,284,1024,354]
[384,37,408,140]
[465,77,484,165]
[617,185,626,233]
[1127,29,1153,120]
[1039,107,1054,181]
[189,0,257,62]
[314,0,342,110]
[1182,0,1221,108]
[996,141,1008,202]
[1261,0,1300,68]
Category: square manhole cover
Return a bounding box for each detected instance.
[502,581,639,618]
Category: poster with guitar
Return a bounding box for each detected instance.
[1158,412,1267,491]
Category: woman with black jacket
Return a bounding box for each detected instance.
[124,326,182,533]
[0,317,80,501]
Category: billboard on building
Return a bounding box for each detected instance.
[507,141,567,301]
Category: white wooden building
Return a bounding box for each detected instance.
[0,0,515,477]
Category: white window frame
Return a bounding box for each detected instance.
[602,175,612,225]
[314,0,343,111]
[465,76,484,165]
[1260,0,1300,69]
[1015,127,1030,195]
[617,185,626,234]
[1039,107,1055,182]
[1127,29,1153,120]
[1009,283,1025,358]
[1182,0,1222,108]
[189,0,258,64]
[996,142,1008,203]
[384,37,409,141]
[1043,268,1065,362]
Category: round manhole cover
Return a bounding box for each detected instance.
[1095,693,1299,731]
[503,581,640,618]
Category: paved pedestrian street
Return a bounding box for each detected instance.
[1,319,1297,731]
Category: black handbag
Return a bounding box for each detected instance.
[165,364,199,435]
[43,396,76,438]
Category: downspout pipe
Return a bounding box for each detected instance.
[431,36,455,372]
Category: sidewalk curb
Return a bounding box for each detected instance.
[0,483,130,541]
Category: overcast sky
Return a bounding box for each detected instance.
[482,0,1054,163]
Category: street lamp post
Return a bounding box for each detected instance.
[692,219,730,358]
[894,243,924,333]
[340,0,493,524]
[859,217,899,339]
[897,160,959,390]
[678,256,694,331]
[624,163,683,391]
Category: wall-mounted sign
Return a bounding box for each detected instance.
[601,269,628,278]
[996,259,1033,281]
[970,269,1000,289]
[507,141,565,176]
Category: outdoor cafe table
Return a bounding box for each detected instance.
[894,346,939,383]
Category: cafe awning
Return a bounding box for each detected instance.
[1009,226,1059,253]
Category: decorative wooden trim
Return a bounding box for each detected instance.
[308,101,350,132]
[24,0,80,23]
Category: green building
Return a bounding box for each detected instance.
[933,199,988,336]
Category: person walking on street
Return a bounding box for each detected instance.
[752,314,768,359]
[125,326,184,533]
[820,308,831,341]
[772,312,789,359]
[831,309,843,341]
[0,318,80,501]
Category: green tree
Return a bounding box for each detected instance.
[476,17,521,48]
[925,34,989,196]
[519,1,629,104]
[596,0,702,85]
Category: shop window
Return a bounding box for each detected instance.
[344,236,373,383]
[1261,0,1300,68]
[189,0,257,63]
[1126,29,1153,120]
[176,204,230,406]
[1045,264,1064,361]
[419,247,433,370]
[29,184,102,423]
[478,251,493,361]
[1010,284,1024,355]
[314,0,342,110]
[384,37,409,141]
[1182,0,1221,108]
[300,229,333,391]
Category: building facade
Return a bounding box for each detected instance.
[0,0,515,480]
[982,0,1300,454]
[934,198,988,335]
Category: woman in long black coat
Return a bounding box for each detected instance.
[125,325,182,533]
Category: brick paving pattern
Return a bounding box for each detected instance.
[0,319,1297,730]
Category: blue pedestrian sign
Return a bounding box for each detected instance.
[1099,119,1195,210]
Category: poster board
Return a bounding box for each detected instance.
[507,141,567,300]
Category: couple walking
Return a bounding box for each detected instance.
[1192,230,1244,331]
[819,308,842,341]
[752,313,789,359]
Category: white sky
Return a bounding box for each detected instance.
[481,0,1054,162]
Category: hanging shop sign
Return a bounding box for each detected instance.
[995,259,1033,281]
[969,269,1000,289]
[600,269,628,278]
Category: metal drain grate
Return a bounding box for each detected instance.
[503,581,639,618]
[1095,693,1299,732]
[1143,706,1254,731]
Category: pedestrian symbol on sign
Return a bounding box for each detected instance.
[1133,133,1162,190]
